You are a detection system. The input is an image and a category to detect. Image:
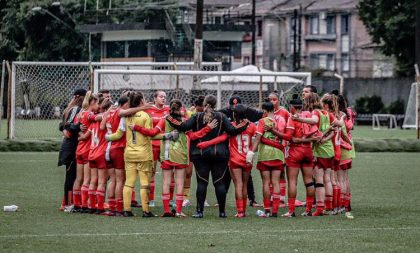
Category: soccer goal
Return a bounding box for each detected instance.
[93,67,311,112]
[9,61,221,139]
[402,82,419,129]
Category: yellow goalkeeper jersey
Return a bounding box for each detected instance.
[108,111,153,162]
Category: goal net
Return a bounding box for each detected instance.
[10,61,221,139]
[402,83,419,129]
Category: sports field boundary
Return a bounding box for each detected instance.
[1,139,420,152]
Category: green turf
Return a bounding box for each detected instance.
[353,125,417,140]
[0,152,419,252]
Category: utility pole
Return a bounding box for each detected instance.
[297,5,302,70]
[292,9,298,71]
[193,0,204,89]
[251,0,256,65]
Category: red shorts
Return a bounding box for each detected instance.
[76,151,89,165]
[107,147,125,170]
[315,157,333,170]
[286,145,314,168]
[332,159,341,171]
[152,146,160,161]
[257,160,284,172]
[89,155,107,170]
[340,160,352,170]
[161,160,188,170]
[229,160,252,173]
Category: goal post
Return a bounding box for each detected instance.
[402,83,419,130]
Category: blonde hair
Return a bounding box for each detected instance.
[303,93,321,112]
[81,91,98,110]
[321,94,339,116]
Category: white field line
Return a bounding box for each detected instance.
[1,227,419,239]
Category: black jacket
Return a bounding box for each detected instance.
[168,112,248,160]
[58,106,81,166]
[218,106,264,123]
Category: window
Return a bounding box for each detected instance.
[257,20,263,36]
[341,54,349,72]
[310,53,335,71]
[106,41,125,58]
[128,41,148,57]
[341,35,349,53]
[341,15,349,34]
[326,15,335,34]
[310,16,319,34]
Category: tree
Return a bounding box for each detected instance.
[358,0,416,76]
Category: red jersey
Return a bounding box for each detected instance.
[274,107,290,124]
[144,105,170,147]
[345,108,355,140]
[106,108,126,149]
[229,122,257,167]
[286,113,312,147]
[76,111,96,156]
[88,121,107,161]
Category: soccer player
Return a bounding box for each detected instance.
[87,97,112,214]
[106,91,156,217]
[58,88,86,211]
[144,91,170,207]
[302,85,318,99]
[247,101,286,217]
[167,95,248,218]
[72,91,101,213]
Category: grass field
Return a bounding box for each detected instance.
[1,119,418,140]
[0,152,419,252]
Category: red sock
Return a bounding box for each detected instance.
[108,198,116,212]
[176,194,183,213]
[272,194,281,214]
[316,200,325,213]
[236,199,244,214]
[131,190,136,202]
[242,199,247,213]
[325,195,333,211]
[169,180,175,201]
[263,199,271,212]
[332,185,339,209]
[162,193,170,213]
[96,190,105,211]
[288,197,296,214]
[345,194,351,208]
[305,196,314,213]
[116,198,123,213]
[149,180,155,201]
[81,185,89,208]
[340,192,345,208]
[336,188,341,208]
[280,179,286,203]
[88,190,97,209]
[73,190,81,208]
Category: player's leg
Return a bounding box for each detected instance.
[301,166,315,216]
[72,162,84,212]
[148,158,158,207]
[271,169,282,217]
[174,168,186,217]
[81,163,91,211]
[283,166,299,217]
[260,170,271,216]
[247,175,260,207]
[115,168,125,216]
[324,167,333,214]
[161,168,173,216]
[105,167,116,216]
[210,159,229,217]
[182,163,193,207]
[169,170,175,207]
[337,168,346,213]
[63,160,76,211]
[88,165,98,213]
[313,165,325,216]
[96,168,108,214]
[139,161,155,217]
[192,159,210,218]
[122,162,137,217]
[279,170,287,207]
[242,170,251,215]
[230,168,245,217]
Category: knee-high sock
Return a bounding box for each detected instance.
[272,193,281,214]
[176,194,183,213]
[149,180,155,201]
[288,197,296,214]
[279,179,286,203]
[169,179,175,201]
[88,190,97,209]
[96,190,105,211]
[162,193,170,213]
[81,184,89,208]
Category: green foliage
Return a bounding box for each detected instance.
[354,95,384,114]
[386,99,405,114]
[358,0,416,76]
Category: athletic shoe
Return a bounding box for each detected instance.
[294,200,306,207]
[192,212,204,218]
[95,209,106,215]
[256,210,270,217]
[338,207,346,214]
[142,211,157,218]
[234,213,245,218]
[249,200,262,207]
[122,211,135,217]
[345,212,354,219]
[161,212,175,217]
[182,199,192,207]
[70,206,81,213]
[204,200,210,207]
[88,208,97,214]
[175,212,187,218]
[80,207,90,214]
[281,212,296,218]
[101,211,116,216]
[115,211,124,217]
[131,200,142,208]
[219,212,227,218]
[323,210,335,216]
[148,200,155,207]
[64,205,74,213]
[301,211,312,217]
[312,210,324,216]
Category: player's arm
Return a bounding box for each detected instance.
[319,130,334,144]
[129,118,165,137]
[292,113,319,125]
[63,107,81,133]
[78,129,91,141]
[264,123,287,139]
[118,104,153,117]
[99,111,110,130]
[221,114,249,135]
[260,137,284,150]
[166,114,196,132]
[196,133,229,149]
[186,119,218,140]
[331,113,344,127]
[245,107,264,122]
[105,119,126,141]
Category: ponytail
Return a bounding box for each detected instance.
[82,91,98,110]
[203,95,217,123]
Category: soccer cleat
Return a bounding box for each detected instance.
[294,200,306,207]
[192,212,204,218]
[142,211,157,218]
[345,212,354,219]
[80,207,90,214]
[161,212,175,217]
[148,200,155,207]
[281,212,296,218]
[219,212,227,218]
[101,211,116,216]
[131,200,142,208]
[175,212,187,218]
[249,200,262,207]
[234,213,246,218]
[115,212,124,217]
[204,200,210,207]
[95,209,106,215]
[323,210,336,216]
[70,206,81,213]
[312,210,324,216]
[64,205,74,213]
[256,210,270,217]
[122,211,135,217]
[88,208,97,214]
[301,211,312,217]
[182,199,192,207]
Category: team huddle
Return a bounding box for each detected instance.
[58,85,355,219]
